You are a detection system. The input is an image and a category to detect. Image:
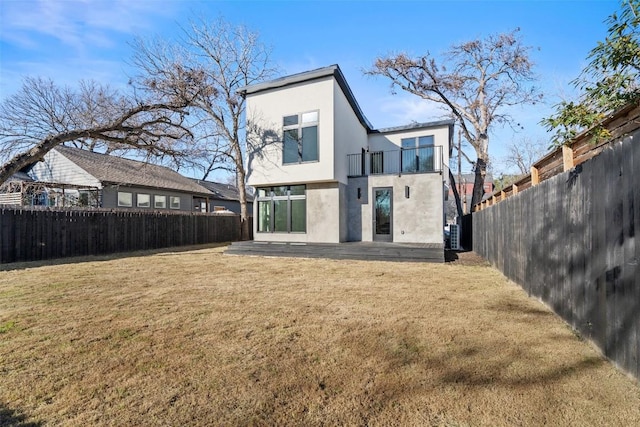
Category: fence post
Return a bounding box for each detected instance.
[562,145,574,171]
[531,166,540,186]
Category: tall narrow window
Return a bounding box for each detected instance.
[283,111,319,164]
[370,151,384,174]
[401,135,434,173]
[256,185,306,233]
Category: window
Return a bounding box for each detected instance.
[154,195,167,209]
[137,193,150,208]
[283,111,319,164]
[370,151,384,174]
[118,192,132,207]
[78,192,89,207]
[170,196,180,210]
[401,135,435,173]
[257,185,306,233]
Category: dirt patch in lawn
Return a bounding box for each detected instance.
[1,245,639,426]
[445,250,489,266]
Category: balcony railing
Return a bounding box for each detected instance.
[347,146,443,177]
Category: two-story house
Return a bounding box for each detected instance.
[240,65,453,247]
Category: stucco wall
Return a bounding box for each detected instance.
[367,124,451,186]
[333,80,368,183]
[306,182,342,243]
[246,77,337,187]
[253,182,343,243]
[347,174,445,244]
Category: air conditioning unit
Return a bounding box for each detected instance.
[449,224,461,250]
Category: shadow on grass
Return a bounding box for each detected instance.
[0,403,41,427]
[0,243,230,272]
[337,320,606,404]
[486,297,555,317]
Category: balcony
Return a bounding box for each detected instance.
[347,146,443,177]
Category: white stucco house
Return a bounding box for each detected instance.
[239,64,453,246]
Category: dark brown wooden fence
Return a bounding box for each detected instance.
[0,207,249,263]
[472,129,640,380]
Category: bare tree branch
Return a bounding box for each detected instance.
[367,29,541,206]
[130,16,277,238]
[0,77,196,185]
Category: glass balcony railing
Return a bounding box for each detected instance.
[347,146,443,177]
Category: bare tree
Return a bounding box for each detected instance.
[502,137,548,176]
[0,77,196,186]
[367,29,541,207]
[131,17,276,238]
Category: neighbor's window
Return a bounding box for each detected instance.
[118,191,132,207]
[283,111,319,164]
[401,135,435,173]
[257,185,306,233]
[137,193,151,208]
[154,195,167,209]
[78,191,90,207]
[170,196,180,209]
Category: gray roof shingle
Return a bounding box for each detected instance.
[192,179,254,202]
[55,146,212,195]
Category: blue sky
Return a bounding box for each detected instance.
[0,0,620,176]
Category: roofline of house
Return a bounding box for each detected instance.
[371,119,456,134]
[191,178,255,202]
[100,181,214,197]
[238,64,374,131]
[53,146,214,196]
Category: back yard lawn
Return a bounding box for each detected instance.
[1,245,639,426]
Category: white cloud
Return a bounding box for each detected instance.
[1,0,177,53]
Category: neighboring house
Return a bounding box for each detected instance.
[449,173,494,199]
[28,146,213,211]
[447,173,494,220]
[0,171,36,205]
[240,64,453,245]
[192,179,254,214]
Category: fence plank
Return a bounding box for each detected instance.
[472,129,640,381]
[0,209,246,264]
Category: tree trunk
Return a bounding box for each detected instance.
[470,157,488,209]
[235,159,250,241]
[0,134,82,186]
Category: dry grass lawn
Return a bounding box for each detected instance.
[1,245,639,426]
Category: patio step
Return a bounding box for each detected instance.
[225,241,444,263]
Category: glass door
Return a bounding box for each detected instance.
[373,187,392,242]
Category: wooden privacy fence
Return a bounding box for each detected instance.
[474,103,640,211]
[473,128,640,380]
[0,207,248,263]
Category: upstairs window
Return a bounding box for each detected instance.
[283,111,319,164]
[401,135,435,173]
